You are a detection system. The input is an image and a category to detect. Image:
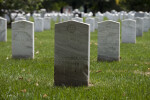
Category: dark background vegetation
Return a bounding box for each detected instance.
[0,0,150,16]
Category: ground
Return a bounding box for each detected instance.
[0,19,150,100]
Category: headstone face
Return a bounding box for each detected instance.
[85,18,95,32]
[135,12,145,18]
[95,17,100,29]
[72,17,83,22]
[143,17,150,32]
[25,14,30,21]
[15,17,26,21]
[122,19,136,43]
[34,18,44,32]
[0,17,7,42]
[135,17,143,37]
[98,20,120,61]
[44,17,51,30]
[12,21,34,59]
[54,21,90,86]
[40,9,46,18]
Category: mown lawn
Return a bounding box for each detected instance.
[0,19,150,100]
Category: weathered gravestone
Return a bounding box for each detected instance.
[40,9,46,18]
[12,20,34,59]
[134,12,145,18]
[143,17,150,32]
[15,17,26,21]
[95,17,102,29]
[122,19,136,43]
[44,17,51,30]
[98,20,120,61]
[0,17,7,42]
[135,17,143,37]
[72,17,83,22]
[85,18,95,32]
[54,21,90,86]
[34,18,44,32]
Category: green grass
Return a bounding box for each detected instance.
[0,19,150,100]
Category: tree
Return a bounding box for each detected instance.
[119,0,150,11]
[0,0,43,26]
[42,0,67,12]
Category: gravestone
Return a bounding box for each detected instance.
[135,17,143,37]
[34,18,44,32]
[143,17,149,32]
[134,12,145,18]
[143,17,150,32]
[15,17,26,21]
[54,21,90,86]
[95,17,101,29]
[72,16,83,22]
[44,17,51,30]
[122,19,136,43]
[12,20,34,59]
[85,18,95,32]
[40,9,46,18]
[0,17,7,42]
[98,20,120,61]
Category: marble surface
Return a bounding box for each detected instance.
[72,17,83,22]
[95,17,102,29]
[135,17,143,37]
[12,20,34,59]
[134,12,145,18]
[143,17,150,32]
[15,17,26,21]
[44,17,51,30]
[98,20,120,61]
[54,21,90,86]
[122,19,136,43]
[34,18,44,32]
[85,18,95,32]
[0,17,7,42]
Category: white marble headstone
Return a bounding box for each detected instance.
[143,17,150,32]
[0,17,7,42]
[15,17,26,21]
[12,20,34,59]
[98,20,120,61]
[135,17,143,37]
[85,18,95,32]
[95,17,102,29]
[44,17,51,30]
[34,18,44,32]
[122,19,136,43]
[54,21,90,86]
[72,17,83,22]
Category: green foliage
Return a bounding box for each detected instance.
[50,1,67,11]
[119,0,150,11]
[0,0,43,26]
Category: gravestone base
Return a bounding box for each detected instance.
[12,55,33,59]
[54,60,89,86]
[97,55,120,62]
[54,80,88,86]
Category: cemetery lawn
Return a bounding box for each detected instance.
[0,20,150,100]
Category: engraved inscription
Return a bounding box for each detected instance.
[13,31,31,41]
[67,24,76,33]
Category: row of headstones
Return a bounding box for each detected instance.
[55,19,150,86]
[4,10,150,23]
[0,17,150,86]
[6,10,150,33]
[71,16,150,34]
[14,16,51,32]
[122,17,150,43]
